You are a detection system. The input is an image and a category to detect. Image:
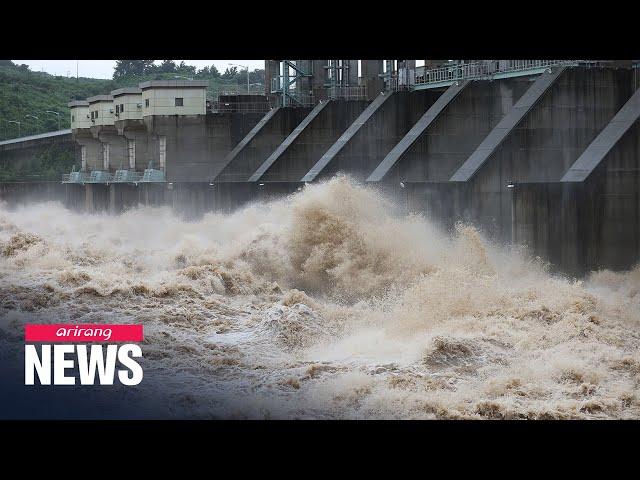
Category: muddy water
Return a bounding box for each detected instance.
[0,176,639,419]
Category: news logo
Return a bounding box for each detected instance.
[24,324,144,386]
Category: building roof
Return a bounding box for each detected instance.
[139,80,209,89]
[68,100,89,108]
[111,87,142,97]
[87,94,113,103]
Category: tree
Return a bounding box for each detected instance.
[113,60,156,79]
[249,69,265,84]
[222,67,238,79]
[158,60,177,73]
[176,61,196,76]
[209,65,220,78]
[197,65,220,78]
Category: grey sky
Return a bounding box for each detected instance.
[11,60,265,79]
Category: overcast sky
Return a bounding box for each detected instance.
[11,60,265,79]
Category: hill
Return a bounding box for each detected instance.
[0,61,265,141]
[0,60,265,181]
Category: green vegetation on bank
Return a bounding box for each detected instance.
[0,144,74,182]
[0,60,265,141]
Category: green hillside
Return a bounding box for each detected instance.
[0,60,265,141]
[0,64,114,138]
[0,60,265,181]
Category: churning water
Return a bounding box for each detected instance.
[1,176,639,419]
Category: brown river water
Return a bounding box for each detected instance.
[1,176,639,419]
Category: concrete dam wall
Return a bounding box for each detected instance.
[1,66,639,277]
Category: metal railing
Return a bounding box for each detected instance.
[412,60,577,88]
[211,101,273,113]
[270,77,316,107]
[327,85,367,100]
[87,171,113,183]
[113,170,142,183]
[211,88,266,100]
[62,171,90,183]
[140,168,165,182]
[62,168,165,184]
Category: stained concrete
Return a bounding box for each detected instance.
[513,117,640,276]
[314,90,442,181]
[144,112,264,182]
[257,99,369,182]
[215,107,312,182]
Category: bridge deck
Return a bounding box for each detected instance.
[0,129,71,147]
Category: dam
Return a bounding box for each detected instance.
[2,59,640,420]
[1,59,639,277]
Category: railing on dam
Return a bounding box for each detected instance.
[211,100,274,113]
[62,171,90,183]
[327,85,367,100]
[62,168,166,184]
[412,60,579,89]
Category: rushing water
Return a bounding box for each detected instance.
[1,176,639,419]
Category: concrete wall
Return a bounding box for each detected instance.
[260,99,369,182]
[318,90,442,181]
[112,92,143,121]
[142,87,206,116]
[93,126,127,171]
[361,60,385,100]
[469,67,634,243]
[89,99,115,127]
[144,112,264,182]
[216,107,312,182]
[117,120,153,171]
[513,117,640,276]
[387,78,531,184]
[70,105,91,130]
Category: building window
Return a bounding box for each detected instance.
[95,110,98,118]
[115,105,119,114]
[72,115,75,122]
[175,97,183,107]
[120,103,124,113]
[145,99,149,108]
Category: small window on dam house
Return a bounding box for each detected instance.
[120,104,124,113]
[145,99,149,108]
[72,115,75,122]
[175,97,183,107]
